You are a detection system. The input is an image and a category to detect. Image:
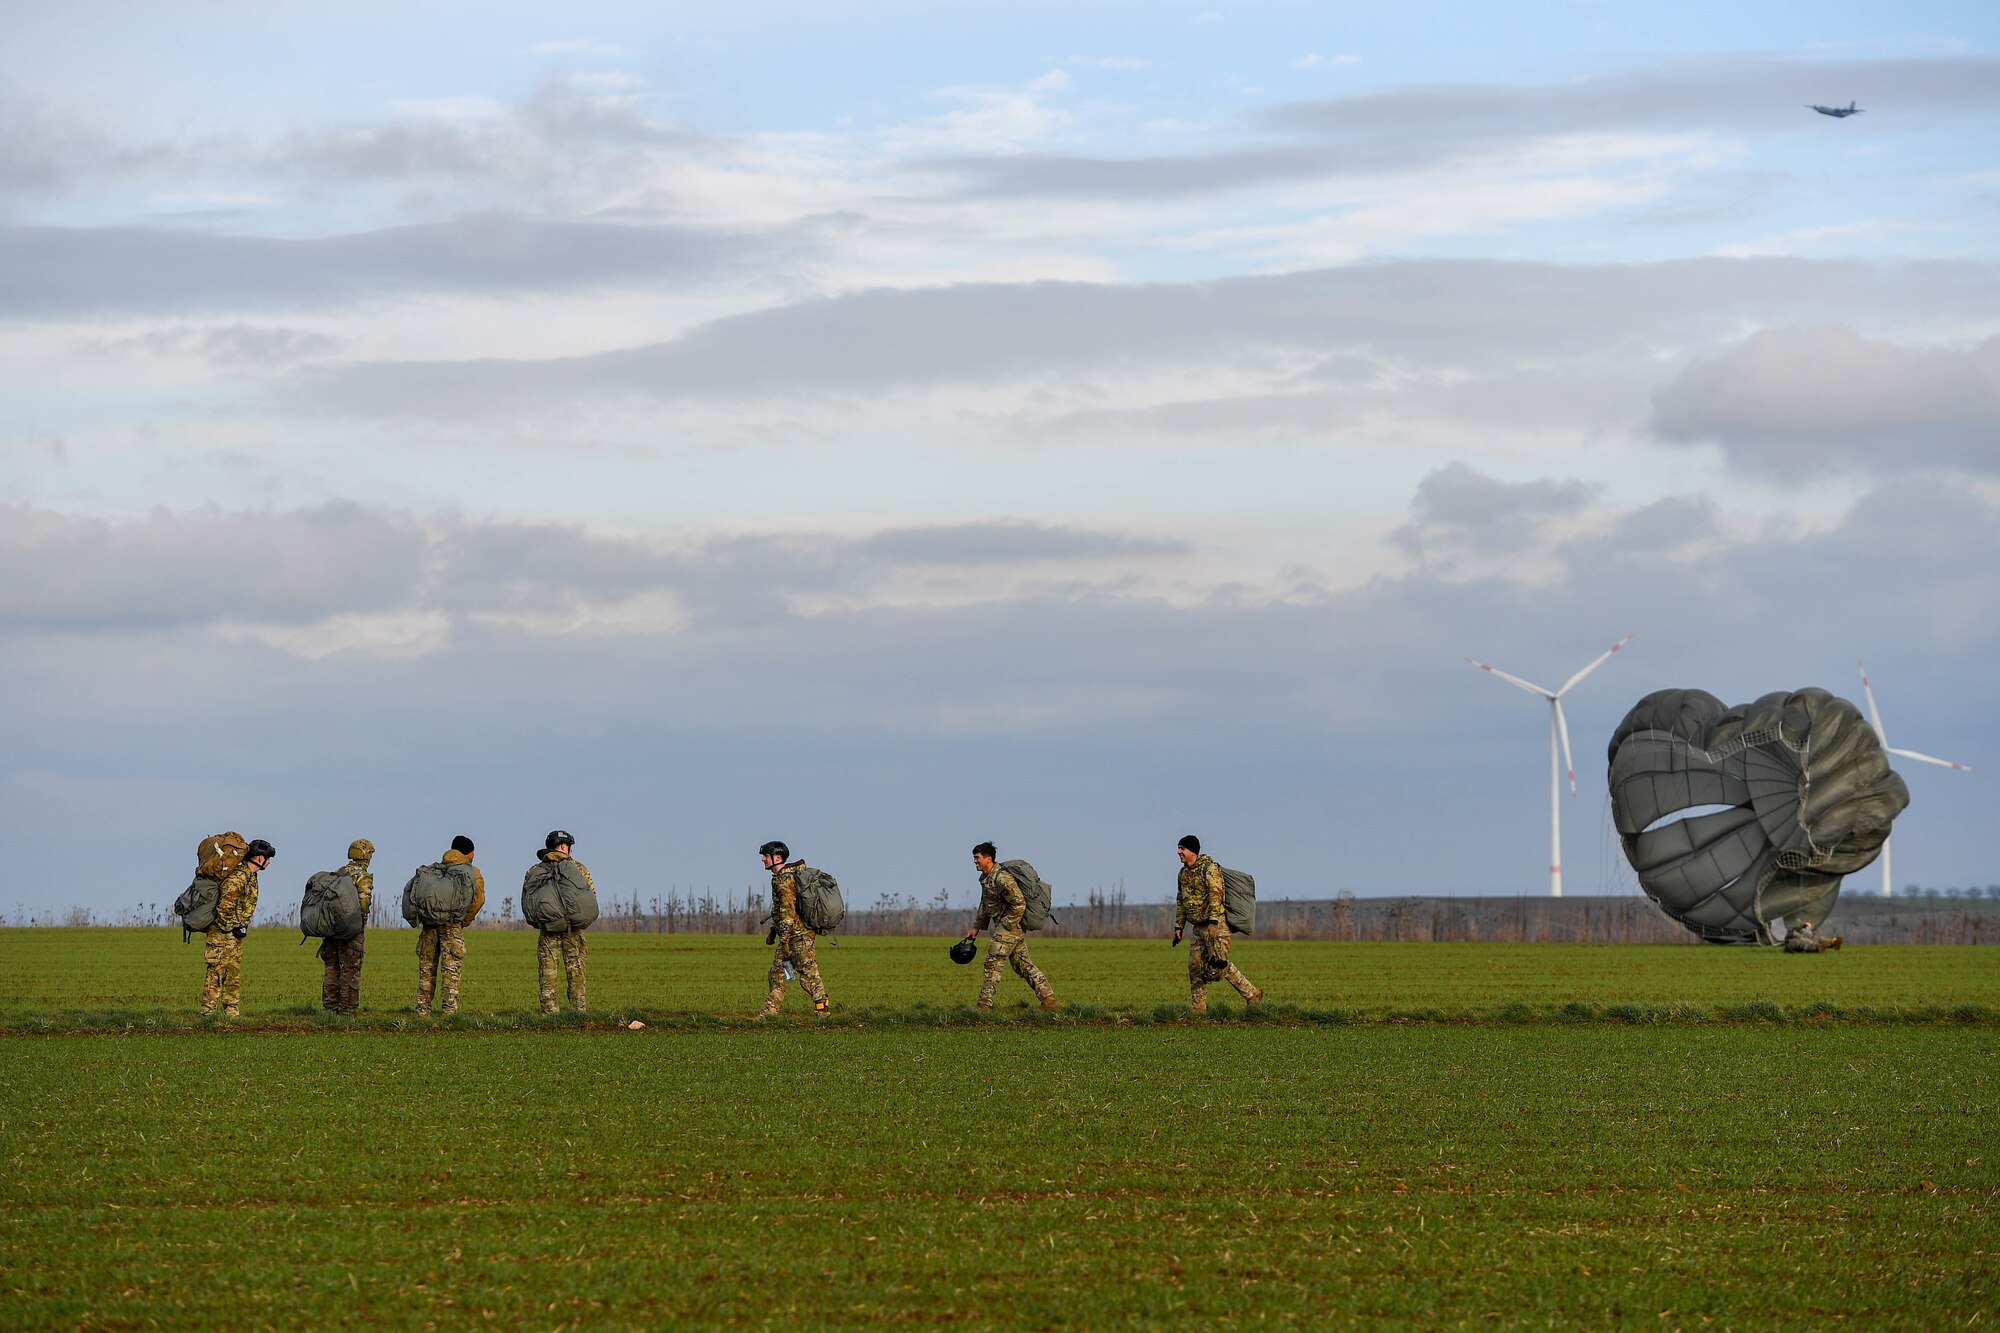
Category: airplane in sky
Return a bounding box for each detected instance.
[1809,101,1864,118]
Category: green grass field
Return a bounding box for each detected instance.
[1,931,1993,1327]
[2,928,1996,1025]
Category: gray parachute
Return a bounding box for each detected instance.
[1607,687,1909,943]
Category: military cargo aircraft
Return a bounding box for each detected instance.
[1809,101,1864,118]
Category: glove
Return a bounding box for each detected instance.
[1171,928,1182,947]
[765,927,778,946]
[231,926,248,940]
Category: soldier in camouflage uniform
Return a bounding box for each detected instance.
[532,830,591,1013]
[1783,920,1843,953]
[961,842,1058,1012]
[417,835,484,1017]
[318,838,374,1015]
[758,841,830,1017]
[202,838,275,1017]
[1173,835,1262,1013]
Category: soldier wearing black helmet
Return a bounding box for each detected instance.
[531,830,592,1013]
[202,837,275,1018]
[758,841,830,1017]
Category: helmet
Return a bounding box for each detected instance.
[545,830,574,850]
[948,937,977,965]
[245,838,277,861]
[346,838,374,862]
[758,840,790,862]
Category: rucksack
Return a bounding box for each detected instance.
[521,858,599,934]
[793,865,845,934]
[300,869,366,942]
[401,862,477,927]
[1001,859,1057,931]
[174,878,221,941]
[1220,866,1256,935]
[196,831,248,883]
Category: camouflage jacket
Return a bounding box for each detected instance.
[214,865,261,931]
[345,860,375,913]
[770,862,802,930]
[974,867,1025,934]
[1175,855,1226,929]
[441,847,486,925]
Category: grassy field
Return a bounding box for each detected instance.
[1,932,1993,1327]
[2,928,1996,1025]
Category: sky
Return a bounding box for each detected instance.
[4,0,1997,919]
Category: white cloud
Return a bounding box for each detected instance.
[1293,53,1361,69]
[389,96,509,123]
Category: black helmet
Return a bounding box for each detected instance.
[948,937,977,965]
[759,840,790,861]
[245,838,277,861]
[545,830,574,850]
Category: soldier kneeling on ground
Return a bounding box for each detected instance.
[1783,920,1843,953]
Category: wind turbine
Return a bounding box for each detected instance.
[1858,661,1975,897]
[1466,634,1633,897]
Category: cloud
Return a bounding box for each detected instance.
[915,56,2000,200]
[86,322,341,368]
[528,39,637,60]
[1067,56,1149,71]
[0,214,805,317]
[286,257,2000,424]
[1651,329,2000,475]
[1392,462,1600,565]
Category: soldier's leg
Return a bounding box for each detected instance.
[789,929,828,1008]
[1187,934,1210,1013]
[416,925,438,1015]
[1008,936,1057,1010]
[319,939,339,1012]
[201,926,229,1015]
[761,937,789,1016]
[977,936,1009,1010]
[219,934,242,1016]
[438,925,465,1014]
[342,932,366,1013]
[565,931,587,1012]
[1204,925,1261,1002]
[537,931,560,1013]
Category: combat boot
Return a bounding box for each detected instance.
[1824,935,1843,951]
[814,997,830,1014]
[1041,996,1060,1013]
[1246,985,1265,1005]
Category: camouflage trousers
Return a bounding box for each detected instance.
[1188,922,1258,1013]
[538,929,587,1013]
[318,931,365,1014]
[416,923,465,1016]
[978,929,1056,1010]
[762,925,827,1015]
[200,925,242,1016]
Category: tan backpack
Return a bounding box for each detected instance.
[196,831,248,882]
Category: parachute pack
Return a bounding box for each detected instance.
[401,862,478,927]
[793,865,845,934]
[1001,859,1056,931]
[299,869,367,943]
[174,831,247,940]
[1219,866,1256,935]
[521,858,599,934]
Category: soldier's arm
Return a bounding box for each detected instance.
[216,868,254,930]
[971,877,991,932]
[465,868,486,925]
[774,872,798,927]
[355,869,374,913]
[998,870,1025,932]
[574,861,596,891]
[1173,872,1188,929]
[1204,862,1225,924]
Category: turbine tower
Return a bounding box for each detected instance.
[1858,661,1975,897]
[1466,634,1633,897]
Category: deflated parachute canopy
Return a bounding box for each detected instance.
[1607,688,1909,943]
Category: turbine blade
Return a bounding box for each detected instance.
[1886,747,1976,773]
[1554,699,1577,796]
[1858,660,1886,741]
[1465,657,1555,699]
[1556,632,1634,697]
